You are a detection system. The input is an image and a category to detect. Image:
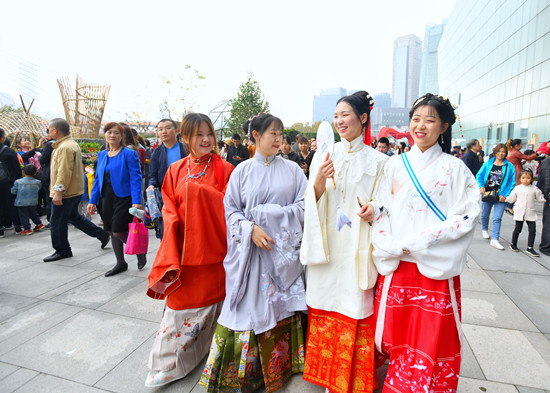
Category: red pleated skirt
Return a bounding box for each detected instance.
[374,261,461,393]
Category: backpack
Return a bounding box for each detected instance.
[0,145,11,183]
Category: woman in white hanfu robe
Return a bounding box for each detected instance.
[372,94,480,393]
[200,113,308,393]
[301,91,388,393]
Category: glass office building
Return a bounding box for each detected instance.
[312,87,346,123]
[419,21,446,96]
[438,0,550,147]
[392,35,422,108]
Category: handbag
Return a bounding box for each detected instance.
[481,190,499,202]
[125,217,149,255]
[481,163,507,202]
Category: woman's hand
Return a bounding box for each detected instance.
[313,153,334,201]
[252,224,275,251]
[160,270,177,283]
[499,195,506,202]
[87,203,97,215]
[132,204,142,210]
[357,203,374,223]
[480,187,486,194]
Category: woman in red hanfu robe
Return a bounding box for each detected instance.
[144,113,233,387]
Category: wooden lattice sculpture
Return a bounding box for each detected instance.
[57,74,110,138]
[0,111,48,148]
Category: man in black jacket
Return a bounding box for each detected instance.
[226,133,249,166]
[0,128,23,236]
[462,139,482,176]
[537,156,550,255]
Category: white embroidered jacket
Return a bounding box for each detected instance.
[372,144,480,280]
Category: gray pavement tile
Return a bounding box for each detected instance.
[460,336,485,380]
[457,377,519,392]
[2,239,53,259]
[94,335,202,393]
[522,331,550,367]
[0,301,83,355]
[13,374,111,393]
[0,258,39,276]
[487,271,550,334]
[468,237,550,275]
[461,267,504,294]
[97,281,165,323]
[517,387,547,393]
[463,324,550,390]
[0,309,157,386]
[462,290,539,331]
[51,274,146,309]
[0,293,42,322]
[0,361,20,381]
[1,368,39,393]
[37,271,104,300]
[466,255,483,270]
[0,263,97,298]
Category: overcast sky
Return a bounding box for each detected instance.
[0,0,454,125]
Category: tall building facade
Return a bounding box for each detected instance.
[373,92,391,109]
[392,34,422,108]
[312,87,346,123]
[438,0,550,146]
[419,21,446,96]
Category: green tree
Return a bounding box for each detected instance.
[228,73,269,137]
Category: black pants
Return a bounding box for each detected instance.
[541,203,550,252]
[512,220,536,248]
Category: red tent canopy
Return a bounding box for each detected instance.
[378,127,414,146]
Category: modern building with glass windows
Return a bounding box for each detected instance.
[419,21,446,96]
[438,0,550,148]
[392,34,422,108]
[312,87,347,123]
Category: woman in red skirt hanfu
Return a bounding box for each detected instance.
[372,94,480,392]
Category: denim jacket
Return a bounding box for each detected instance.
[11,177,42,207]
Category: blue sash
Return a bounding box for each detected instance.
[402,153,446,222]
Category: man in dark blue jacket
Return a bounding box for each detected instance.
[462,139,482,176]
[147,119,189,191]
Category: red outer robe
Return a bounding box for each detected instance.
[147,154,233,310]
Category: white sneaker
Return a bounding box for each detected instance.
[145,369,186,387]
[490,239,504,250]
[482,230,490,239]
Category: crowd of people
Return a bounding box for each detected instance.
[2,89,550,393]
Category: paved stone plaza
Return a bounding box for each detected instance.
[1,209,550,393]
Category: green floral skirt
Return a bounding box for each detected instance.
[199,314,305,393]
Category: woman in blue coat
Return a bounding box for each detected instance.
[88,122,144,276]
[476,143,516,250]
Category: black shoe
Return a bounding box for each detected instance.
[15,226,22,235]
[105,263,128,277]
[509,244,519,252]
[0,229,4,238]
[100,231,110,249]
[137,255,147,270]
[526,248,540,257]
[43,251,73,262]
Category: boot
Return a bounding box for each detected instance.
[105,232,128,277]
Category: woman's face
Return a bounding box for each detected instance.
[280,138,291,154]
[333,101,365,142]
[189,122,215,157]
[255,121,283,157]
[298,141,309,154]
[409,105,448,152]
[105,128,122,148]
[310,140,317,151]
[495,148,507,161]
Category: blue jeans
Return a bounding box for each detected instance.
[481,201,506,240]
[17,206,42,230]
[50,195,104,253]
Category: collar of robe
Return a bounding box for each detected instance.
[408,143,443,166]
[253,152,276,166]
[340,134,365,153]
